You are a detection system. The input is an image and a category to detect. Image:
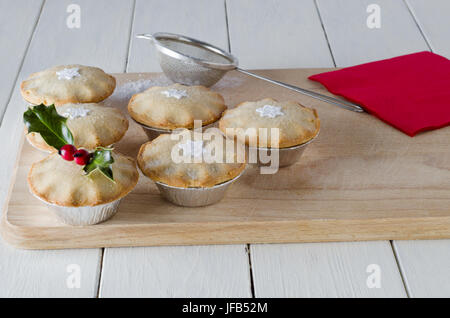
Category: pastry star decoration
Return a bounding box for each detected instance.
[161,89,188,99]
[62,107,91,119]
[255,105,284,118]
[56,67,80,80]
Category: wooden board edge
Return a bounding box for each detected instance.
[3,131,450,250]
[3,71,450,250]
[0,133,25,248]
[3,216,450,250]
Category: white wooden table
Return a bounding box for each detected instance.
[1,0,449,298]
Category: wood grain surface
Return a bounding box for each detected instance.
[227,0,405,298]
[316,0,428,66]
[0,0,43,122]
[251,242,406,297]
[0,0,135,297]
[317,0,450,298]
[1,0,450,297]
[2,69,450,249]
[406,0,450,56]
[97,0,253,299]
[100,245,252,297]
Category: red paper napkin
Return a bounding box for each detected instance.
[308,51,450,136]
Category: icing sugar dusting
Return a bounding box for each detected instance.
[56,67,80,80]
[97,73,244,108]
[101,76,171,107]
[62,107,91,119]
[212,75,245,90]
[256,105,284,118]
[178,140,204,159]
[161,89,188,99]
[99,74,244,109]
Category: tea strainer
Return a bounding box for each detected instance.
[136,32,363,113]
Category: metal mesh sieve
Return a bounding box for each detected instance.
[137,32,364,112]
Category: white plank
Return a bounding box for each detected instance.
[316,0,429,66]
[0,246,102,298]
[128,0,229,72]
[0,0,134,297]
[406,0,450,57]
[251,242,406,297]
[100,246,251,297]
[99,0,252,298]
[317,0,450,297]
[393,240,450,297]
[0,0,43,122]
[226,0,406,297]
[393,0,450,298]
[226,0,334,69]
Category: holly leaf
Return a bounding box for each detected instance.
[23,104,74,150]
[83,147,114,182]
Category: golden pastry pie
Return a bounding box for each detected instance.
[137,130,246,188]
[20,64,116,106]
[219,98,320,148]
[128,84,226,130]
[28,152,138,207]
[26,103,129,152]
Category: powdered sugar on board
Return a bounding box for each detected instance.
[101,74,171,107]
[101,73,244,108]
[212,74,244,90]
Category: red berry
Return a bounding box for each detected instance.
[73,149,90,165]
[59,144,77,161]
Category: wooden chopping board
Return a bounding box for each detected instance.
[2,69,450,249]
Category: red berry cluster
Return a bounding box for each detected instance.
[59,144,91,165]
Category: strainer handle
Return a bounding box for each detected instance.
[236,68,364,113]
[136,34,154,41]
